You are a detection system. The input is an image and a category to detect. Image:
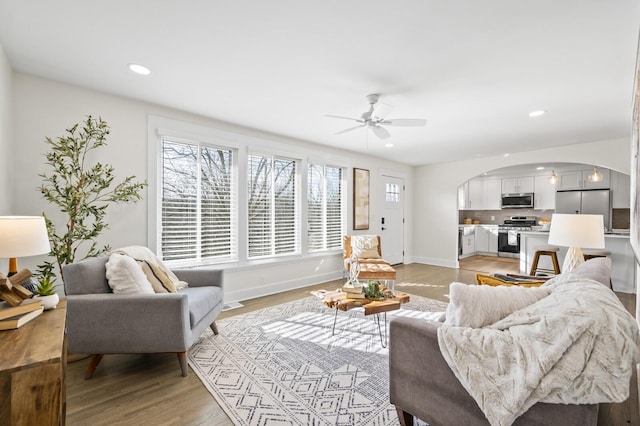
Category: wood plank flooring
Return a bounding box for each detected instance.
[65,258,638,425]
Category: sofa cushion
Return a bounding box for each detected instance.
[444,282,550,328]
[105,253,155,294]
[570,257,612,287]
[350,235,381,259]
[181,286,224,327]
[136,259,177,293]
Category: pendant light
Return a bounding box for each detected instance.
[588,166,603,182]
[548,169,559,185]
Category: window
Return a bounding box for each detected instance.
[385,183,400,203]
[308,164,344,251]
[161,138,236,262]
[247,154,299,258]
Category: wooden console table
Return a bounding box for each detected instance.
[0,298,67,425]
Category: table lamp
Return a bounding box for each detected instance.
[547,213,605,272]
[0,216,51,276]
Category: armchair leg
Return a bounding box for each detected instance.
[395,407,414,426]
[210,321,219,335]
[85,354,104,380]
[177,351,188,377]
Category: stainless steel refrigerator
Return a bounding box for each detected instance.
[555,189,611,231]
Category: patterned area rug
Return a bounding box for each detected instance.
[188,291,447,426]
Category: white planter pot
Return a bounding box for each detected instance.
[36,293,59,310]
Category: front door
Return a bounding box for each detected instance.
[380,174,404,265]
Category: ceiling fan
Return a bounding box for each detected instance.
[325,94,427,139]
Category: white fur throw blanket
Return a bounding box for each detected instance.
[438,273,640,426]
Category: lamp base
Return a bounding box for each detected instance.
[7,257,17,277]
[562,247,585,273]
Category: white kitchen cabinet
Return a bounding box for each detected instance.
[474,225,498,254]
[611,171,631,208]
[468,179,483,210]
[534,175,555,210]
[458,182,469,210]
[461,234,475,255]
[502,176,534,194]
[557,169,610,190]
[483,179,502,210]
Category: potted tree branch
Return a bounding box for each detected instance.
[38,116,147,285]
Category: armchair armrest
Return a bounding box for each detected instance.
[172,268,223,288]
[66,293,191,354]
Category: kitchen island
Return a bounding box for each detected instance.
[520,231,635,293]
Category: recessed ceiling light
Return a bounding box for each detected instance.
[503,153,510,157]
[536,166,545,170]
[384,143,394,148]
[128,63,151,75]
[529,110,546,117]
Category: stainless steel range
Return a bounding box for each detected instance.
[497,216,538,258]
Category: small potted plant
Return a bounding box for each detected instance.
[34,262,59,310]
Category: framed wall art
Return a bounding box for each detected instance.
[353,168,370,230]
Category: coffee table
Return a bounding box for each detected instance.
[314,290,410,348]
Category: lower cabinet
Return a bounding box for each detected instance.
[461,234,475,255]
[474,226,498,255]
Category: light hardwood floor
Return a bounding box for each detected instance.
[66,257,638,425]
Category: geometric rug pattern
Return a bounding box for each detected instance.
[188,292,447,425]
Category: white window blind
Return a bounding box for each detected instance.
[248,154,299,258]
[308,164,344,251]
[161,138,236,262]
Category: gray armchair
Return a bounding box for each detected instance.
[63,256,224,378]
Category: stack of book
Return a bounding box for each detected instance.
[341,285,367,299]
[0,300,44,330]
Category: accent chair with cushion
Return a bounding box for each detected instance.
[63,246,224,378]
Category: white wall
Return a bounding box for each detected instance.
[412,138,631,268]
[0,43,11,215]
[0,43,12,273]
[11,73,413,301]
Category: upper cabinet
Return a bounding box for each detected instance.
[459,178,501,210]
[501,176,534,194]
[556,169,610,190]
[534,175,555,210]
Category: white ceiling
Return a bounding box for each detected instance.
[0,1,638,166]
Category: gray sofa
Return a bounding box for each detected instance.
[389,259,617,426]
[63,256,224,378]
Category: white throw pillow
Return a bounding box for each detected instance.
[351,235,381,259]
[444,282,550,328]
[105,253,155,294]
[111,245,188,290]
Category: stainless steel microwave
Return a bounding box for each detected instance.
[501,193,534,209]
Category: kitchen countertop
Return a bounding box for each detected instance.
[458,224,499,227]
[520,230,630,239]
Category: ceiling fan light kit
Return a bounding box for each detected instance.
[326,94,427,140]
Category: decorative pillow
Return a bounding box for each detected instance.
[136,259,177,293]
[111,246,188,291]
[444,282,550,328]
[350,235,381,259]
[105,253,155,294]
[570,257,612,287]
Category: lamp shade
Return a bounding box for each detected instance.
[547,214,605,249]
[0,216,51,258]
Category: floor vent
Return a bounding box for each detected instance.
[222,301,244,311]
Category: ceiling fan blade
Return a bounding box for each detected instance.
[371,125,391,139]
[324,114,363,123]
[334,124,365,135]
[372,102,394,120]
[382,118,427,127]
